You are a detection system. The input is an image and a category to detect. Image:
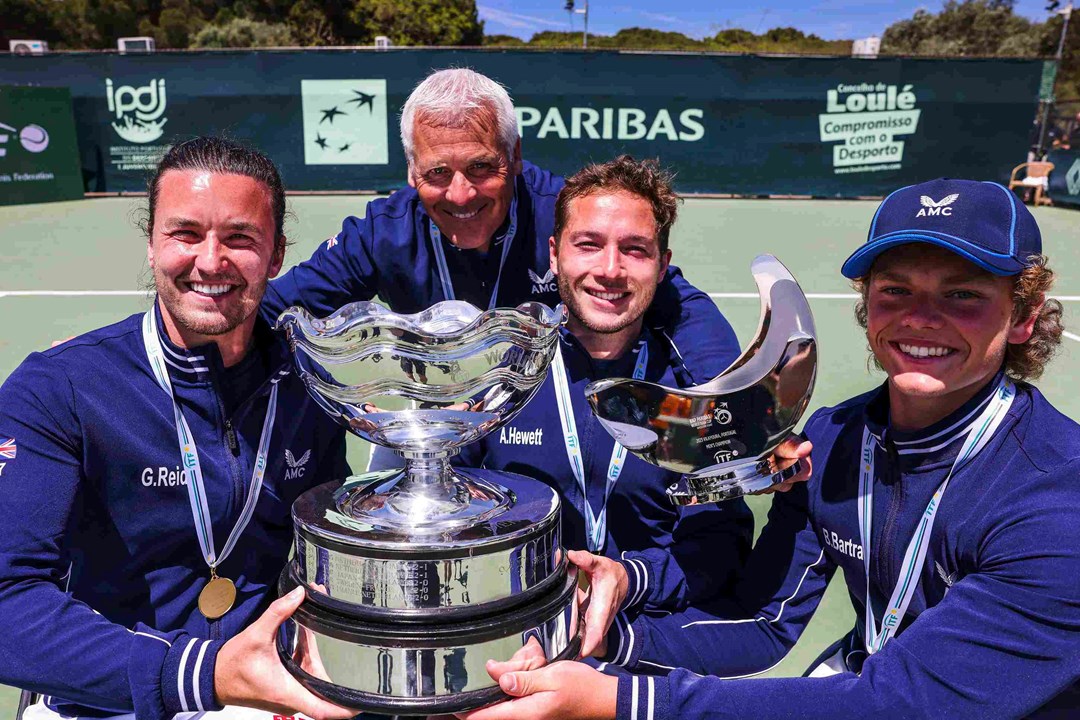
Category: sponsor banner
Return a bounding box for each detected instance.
[0,51,1043,196]
[1048,149,1080,208]
[0,85,83,206]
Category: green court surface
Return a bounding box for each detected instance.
[0,196,1077,712]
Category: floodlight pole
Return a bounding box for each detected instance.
[574,0,589,48]
[1038,1,1072,156]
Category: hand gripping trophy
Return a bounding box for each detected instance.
[275,301,579,715]
[586,254,817,504]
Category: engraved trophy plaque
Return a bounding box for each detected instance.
[585,254,817,504]
[275,301,579,715]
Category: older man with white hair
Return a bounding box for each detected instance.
[262,67,739,385]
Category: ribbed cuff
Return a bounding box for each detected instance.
[161,636,225,715]
[619,556,651,611]
[604,611,646,669]
[616,673,670,720]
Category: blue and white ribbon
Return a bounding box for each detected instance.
[552,340,649,553]
[428,192,519,310]
[142,310,279,572]
[858,378,1014,653]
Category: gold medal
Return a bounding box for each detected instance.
[198,574,236,620]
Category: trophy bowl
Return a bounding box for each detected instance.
[585,254,817,504]
[275,300,580,714]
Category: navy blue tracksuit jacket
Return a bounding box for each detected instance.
[605,374,1080,720]
[0,306,348,718]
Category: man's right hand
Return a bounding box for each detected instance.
[568,550,628,659]
[213,585,357,720]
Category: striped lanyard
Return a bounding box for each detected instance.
[552,339,649,553]
[142,310,279,574]
[858,378,1014,654]
[428,192,519,310]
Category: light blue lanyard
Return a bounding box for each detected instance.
[142,310,279,572]
[428,192,519,311]
[858,378,1014,654]
[551,339,649,553]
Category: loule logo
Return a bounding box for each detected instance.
[818,82,921,175]
[528,267,557,294]
[105,78,168,143]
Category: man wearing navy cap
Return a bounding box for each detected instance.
[457,178,1080,720]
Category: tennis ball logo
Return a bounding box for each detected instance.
[19,124,49,153]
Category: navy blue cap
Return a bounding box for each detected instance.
[841,178,1041,279]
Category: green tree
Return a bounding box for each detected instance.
[190,16,294,47]
[483,33,526,47]
[348,0,483,46]
[882,0,1039,56]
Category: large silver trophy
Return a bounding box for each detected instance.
[275,301,579,716]
[586,255,817,504]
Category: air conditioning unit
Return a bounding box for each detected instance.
[374,36,392,51]
[8,40,48,55]
[118,36,156,53]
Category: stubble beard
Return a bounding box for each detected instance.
[557,271,653,336]
[155,269,265,339]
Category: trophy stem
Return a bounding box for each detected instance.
[335,461,516,532]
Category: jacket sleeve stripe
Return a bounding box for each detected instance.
[680,549,827,628]
[132,630,172,647]
[191,639,212,711]
[176,637,199,712]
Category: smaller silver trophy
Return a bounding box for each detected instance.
[586,254,817,504]
[275,301,578,716]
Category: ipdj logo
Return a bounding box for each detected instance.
[106,78,168,143]
[528,267,557,294]
[916,193,959,217]
[0,122,49,157]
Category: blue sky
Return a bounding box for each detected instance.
[477,1,1058,41]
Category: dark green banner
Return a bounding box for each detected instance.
[0,85,83,205]
[0,50,1044,196]
[1048,149,1080,208]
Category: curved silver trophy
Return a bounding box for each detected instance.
[275,300,579,716]
[585,254,817,505]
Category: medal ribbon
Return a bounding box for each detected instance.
[142,310,279,572]
[858,378,1014,654]
[429,192,519,310]
[552,339,649,553]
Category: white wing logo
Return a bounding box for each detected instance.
[285,449,311,468]
[528,268,555,285]
[920,193,959,208]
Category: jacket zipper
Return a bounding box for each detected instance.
[876,431,905,600]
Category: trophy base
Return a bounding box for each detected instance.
[277,564,580,715]
[292,469,564,619]
[667,456,802,505]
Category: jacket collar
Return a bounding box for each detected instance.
[863,369,1007,472]
[151,301,291,390]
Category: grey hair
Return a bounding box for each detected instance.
[400,68,519,169]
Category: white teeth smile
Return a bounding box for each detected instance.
[898,343,954,358]
[447,209,479,220]
[189,283,232,296]
[588,289,627,301]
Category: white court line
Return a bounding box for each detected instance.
[0,290,146,298]
[1063,331,1080,344]
[708,293,1080,302]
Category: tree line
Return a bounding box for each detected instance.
[1,0,1075,99]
